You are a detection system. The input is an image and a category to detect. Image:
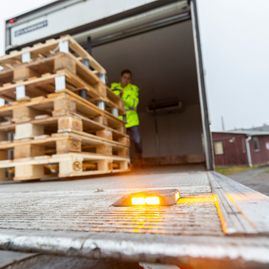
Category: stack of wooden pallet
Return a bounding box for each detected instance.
[0,36,129,181]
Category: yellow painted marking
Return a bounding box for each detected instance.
[177,195,216,204]
[177,194,227,233]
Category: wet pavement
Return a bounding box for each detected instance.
[230,166,269,196]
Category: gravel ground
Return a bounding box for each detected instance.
[230,166,269,196]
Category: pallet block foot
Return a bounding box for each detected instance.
[58,116,83,132]
[15,164,44,180]
[94,116,107,125]
[118,148,129,157]
[96,144,112,155]
[53,97,76,116]
[119,160,129,170]
[96,84,106,96]
[0,133,7,142]
[96,129,112,140]
[0,149,9,161]
[0,170,7,181]
[59,157,83,176]
[118,137,129,146]
[13,65,37,81]
[15,123,44,140]
[54,54,76,74]
[56,138,81,153]
[13,106,40,123]
[14,144,45,159]
[117,125,125,133]
[97,160,110,171]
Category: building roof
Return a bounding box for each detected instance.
[212,130,269,136]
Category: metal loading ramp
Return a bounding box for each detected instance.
[0,167,268,268]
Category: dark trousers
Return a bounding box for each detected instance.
[127,126,142,161]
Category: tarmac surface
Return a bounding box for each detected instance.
[230,166,269,196]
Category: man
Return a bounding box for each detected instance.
[111,70,142,162]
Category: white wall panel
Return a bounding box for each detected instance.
[9,0,158,47]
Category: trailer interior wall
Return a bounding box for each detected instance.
[93,21,204,165]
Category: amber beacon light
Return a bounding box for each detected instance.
[113,189,180,207]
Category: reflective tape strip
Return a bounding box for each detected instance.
[21,51,31,63]
[16,85,26,100]
[59,40,69,53]
[55,75,66,92]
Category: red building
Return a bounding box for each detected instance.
[212,131,269,166]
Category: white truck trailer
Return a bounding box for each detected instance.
[0,0,269,268]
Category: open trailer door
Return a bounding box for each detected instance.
[190,0,214,170]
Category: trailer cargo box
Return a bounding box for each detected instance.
[5,0,213,170]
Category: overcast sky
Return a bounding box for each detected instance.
[197,0,269,131]
[1,0,269,131]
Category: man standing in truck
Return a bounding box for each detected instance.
[111,70,142,163]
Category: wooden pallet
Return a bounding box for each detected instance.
[0,67,123,115]
[0,53,119,110]
[0,115,128,150]
[0,131,129,158]
[0,36,130,182]
[0,88,124,128]
[17,114,128,142]
[1,52,100,85]
[0,152,129,181]
[0,35,106,75]
[0,115,128,144]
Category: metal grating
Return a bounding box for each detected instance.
[0,168,268,267]
[0,188,222,236]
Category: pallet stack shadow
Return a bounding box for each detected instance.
[0,36,130,181]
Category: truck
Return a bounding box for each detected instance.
[0,0,268,268]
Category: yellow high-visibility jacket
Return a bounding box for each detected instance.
[111,82,139,128]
